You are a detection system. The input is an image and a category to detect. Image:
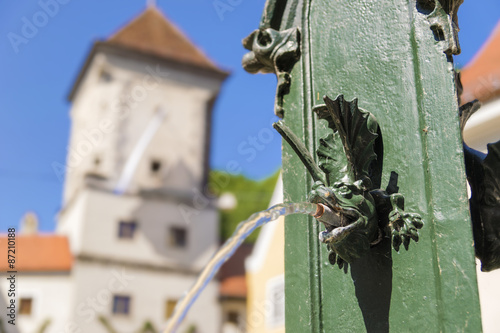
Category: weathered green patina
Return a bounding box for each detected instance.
[244,0,482,332]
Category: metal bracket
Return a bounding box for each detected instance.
[242,27,301,118]
[416,0,464,56]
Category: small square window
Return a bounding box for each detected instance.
[99,69,112,82]
[119,221,137,239]
[165,299,177,319]
[169,227,187,248]
[227,311,239,325]
[150,160,162,173]
[112,295,131,315]
[19,298,32,315]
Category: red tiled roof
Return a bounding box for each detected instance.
[0,235,72,272]
[220,275,247,299]
[106,7,219,71]
[461,20,500,104]
[218,243,252,298]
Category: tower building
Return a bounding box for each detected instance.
[1,7,228,333]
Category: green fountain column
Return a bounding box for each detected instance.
[243,0,482,332]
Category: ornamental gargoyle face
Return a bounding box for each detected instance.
[309,180,379,265]
[274,95,423,269]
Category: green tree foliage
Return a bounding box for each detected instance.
[209,170,280,243]
[138,320,156,333]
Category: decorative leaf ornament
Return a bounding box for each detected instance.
[314,95,379,183]
[316,133,346,186]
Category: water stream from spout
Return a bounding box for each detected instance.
[164,202,320,333]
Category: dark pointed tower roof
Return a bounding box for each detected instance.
[461,20,500,103]
[106,7,219,71]
[69,7,228,101]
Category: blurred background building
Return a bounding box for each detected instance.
[461,19,500,333]
[245,177,284,333]
[462,20,500,150]
[0,6,247,333]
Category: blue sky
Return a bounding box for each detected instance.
[0,0,498,232]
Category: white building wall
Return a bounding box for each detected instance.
[69,260,220,333]
[57,191,89,254]
[463,97,500,151]
[0,274,73,333]
[58,188,218,271]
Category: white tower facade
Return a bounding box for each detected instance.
[56,7,228,333]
